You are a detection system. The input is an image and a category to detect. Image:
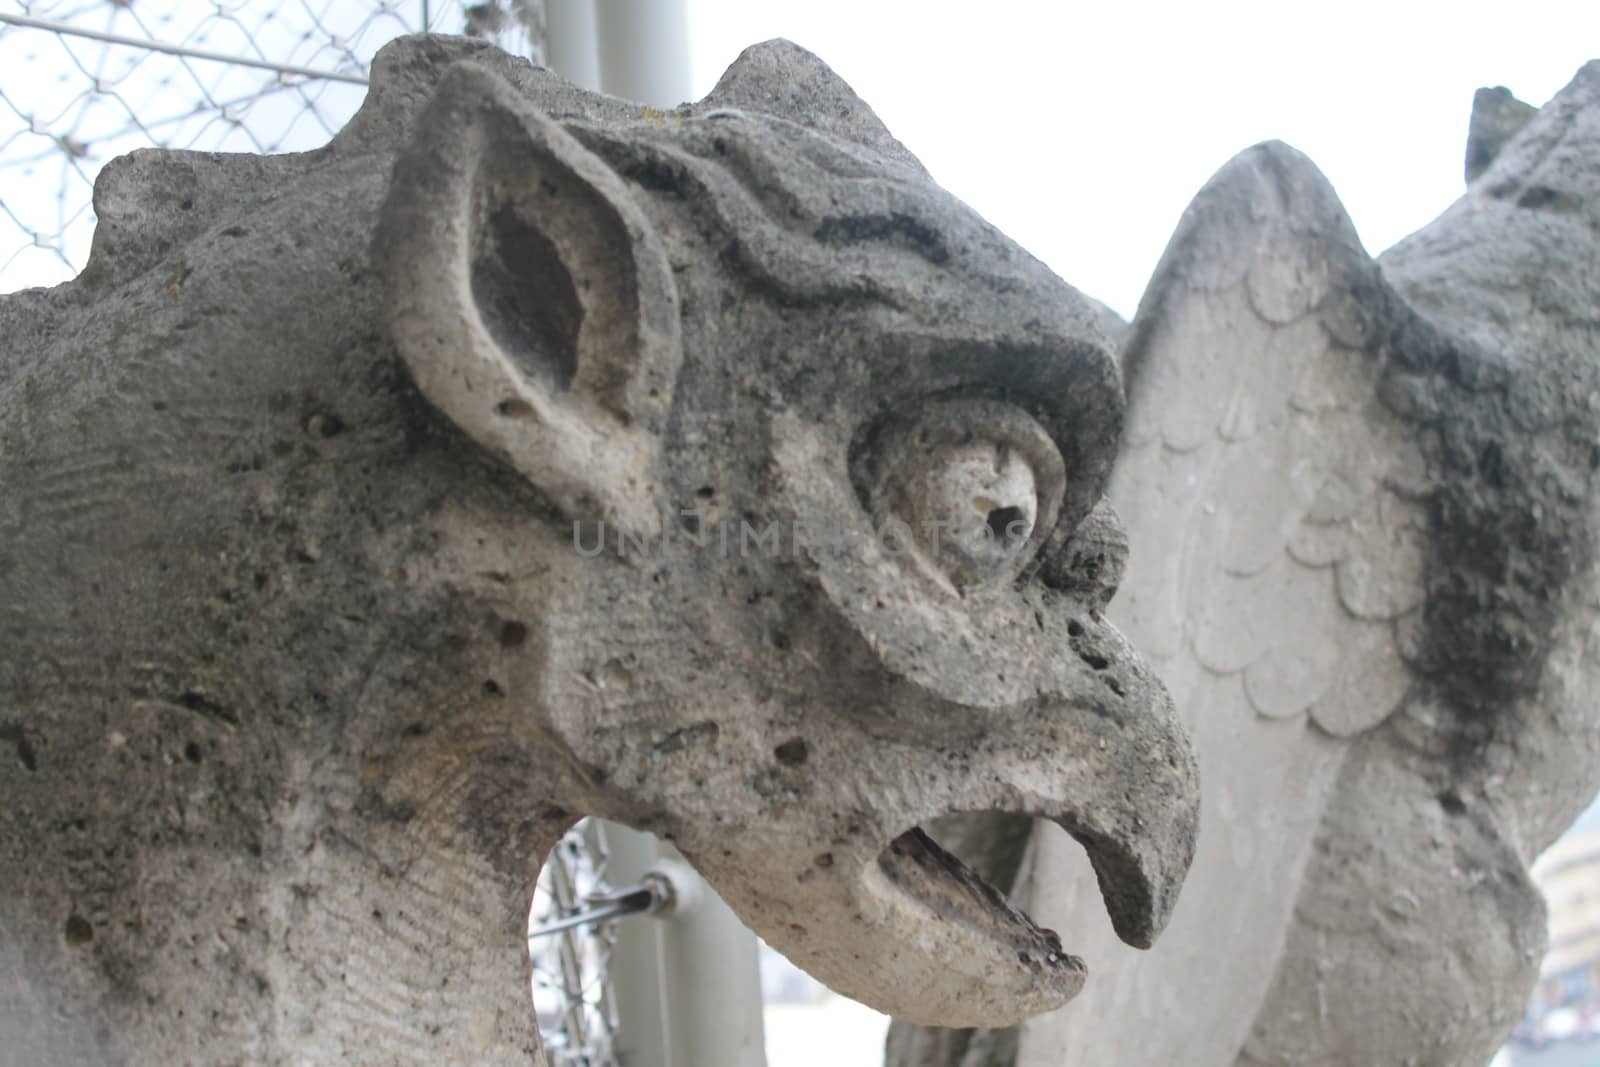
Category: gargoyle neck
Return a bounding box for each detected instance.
[2,731,574,1065]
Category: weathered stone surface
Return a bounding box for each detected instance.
[1016,63,1600,1067]
[0,35,1198,1065]
[882,813,1034,1067]
[1466,85,1538,183]
[882,304,1134,1067]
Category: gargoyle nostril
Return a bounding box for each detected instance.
[1038,499,1129,609]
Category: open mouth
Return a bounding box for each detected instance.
[683,673,1198,1028]
[844,796,1181,1027]
[878,824,1086,987]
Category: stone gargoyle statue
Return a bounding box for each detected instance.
[0,35,1200,1066]
[889,62,1600,1067]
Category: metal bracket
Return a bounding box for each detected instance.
[528,872,675,940]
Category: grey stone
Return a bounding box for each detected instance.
[1466,85,1538,184]
[882,812,1034,1067]
[1018,61,1600,1067]
[883,306,1132,1067]
[0,35,1198,1066]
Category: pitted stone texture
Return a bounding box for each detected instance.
[0,34,1196,1067]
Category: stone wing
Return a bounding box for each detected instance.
[1026,66,1600,1067]
[1115,140,1426,739]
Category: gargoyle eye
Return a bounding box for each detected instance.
[855,398,1067,595]
[889,440,1039,590]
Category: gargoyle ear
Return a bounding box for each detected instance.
[377,61,680,539]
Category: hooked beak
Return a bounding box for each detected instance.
[680,664,1198,1028]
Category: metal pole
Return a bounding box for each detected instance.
[0,14,368,85]
[592,0,692,107]
[605,825,671,1067]
[546,0,601,92]
[654,844,768,1067]
[601,822,768,1067]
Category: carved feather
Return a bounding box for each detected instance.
[1116,142,1422,740]
[1023,63,1600,1067]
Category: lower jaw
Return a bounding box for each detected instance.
[874,824,1086,992]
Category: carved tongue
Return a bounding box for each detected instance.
[876,826,1085,983]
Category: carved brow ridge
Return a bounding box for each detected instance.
[568,119,958,307]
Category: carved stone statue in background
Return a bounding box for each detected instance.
[0,35,1199,1065]
[890,61,1600,1067]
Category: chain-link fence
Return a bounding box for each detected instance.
[0,0,545,293]
[530,819,626,1067]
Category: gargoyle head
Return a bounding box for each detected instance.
[374,40,1198,1027]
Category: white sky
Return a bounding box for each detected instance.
[6,2,1594,307]
[685,0,1599,318]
